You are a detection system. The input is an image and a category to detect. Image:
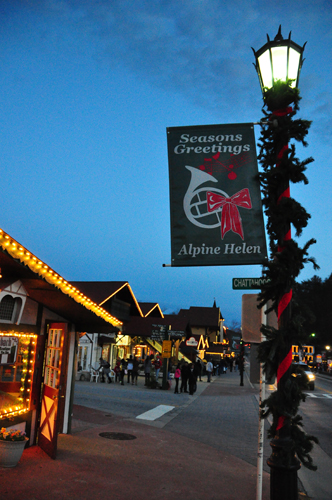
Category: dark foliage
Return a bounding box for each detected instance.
[257,80,319,469]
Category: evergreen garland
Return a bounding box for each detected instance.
[257,81,319,470]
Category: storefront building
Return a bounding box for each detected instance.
[0,228,121,458]
[74,281,144,373]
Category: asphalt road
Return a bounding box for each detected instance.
[297,374,332,500]
[265,373,332,500]
[73,369,332,500]
[74,371,272,473]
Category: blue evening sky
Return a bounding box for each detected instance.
[1,1,331,326]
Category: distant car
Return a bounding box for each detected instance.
[291,362,315,390]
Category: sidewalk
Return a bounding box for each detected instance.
[1,372,273,500]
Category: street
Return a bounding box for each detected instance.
[73,369,332,500]
[74,369,272,471]
[297,374,332,500]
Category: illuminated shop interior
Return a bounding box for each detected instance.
[0,332,37,420]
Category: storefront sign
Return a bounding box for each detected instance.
[0,336,19,364]
[186,337,198,347]
[167,123,267,266]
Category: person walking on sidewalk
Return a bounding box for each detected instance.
[154,354,162,380]
[113,360,121,382]
[127,355,134,383]
[98,357,111,383]
[195,359,202,381]
[174,364,181,394]
[206,358,213,382]
[132,356,139,385]
[188,363,197,395]
[180,362,189,393]
[144,355,152,386]
[120,358,126,385]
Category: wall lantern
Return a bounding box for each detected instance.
[252,25,306,93]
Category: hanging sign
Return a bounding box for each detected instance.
[167,123,267,266]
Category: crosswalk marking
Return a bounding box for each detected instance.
[136,404,175,421]
[305,393,332,399]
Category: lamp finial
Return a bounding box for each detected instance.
[274,25,283,42]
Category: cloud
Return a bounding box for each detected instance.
[13,0,332,120]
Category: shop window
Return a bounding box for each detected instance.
[0,296,15,321]
[78,346,88,371]
[0,295,23,323]
[0,333,37,420]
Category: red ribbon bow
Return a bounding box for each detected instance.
[206,188,252,240]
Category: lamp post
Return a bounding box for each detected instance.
[252,27,317,500]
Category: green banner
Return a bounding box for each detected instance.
[167,123,267,266]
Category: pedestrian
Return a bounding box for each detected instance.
[174,363,181,394]
[229,357,234,372]
[113,360,121,382]
[220,358,225,375]
[180,362,189,393]
[235,356,239,372]
[120,358,126,385]
[195,359,202,381]
[154,354,162,380]
[144,355,151,386]
[132,356,139,385]
[188,363,197,395]
[206,358,213,382]
[127,355,134,383]
[98,357,111,383]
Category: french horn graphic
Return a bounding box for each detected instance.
[183,165,228,229]
[183,165,252,239]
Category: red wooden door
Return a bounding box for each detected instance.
[38,323,68,459]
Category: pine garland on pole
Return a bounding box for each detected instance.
[257,80,319,486]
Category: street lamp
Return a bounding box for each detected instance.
[253,26,318,500]
[253,26,306,92]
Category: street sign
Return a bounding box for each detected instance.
[162,340,172,358]
[169,330,184,339]
[232,277,270,290]
[151,324,170,341]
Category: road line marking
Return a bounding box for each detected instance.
[136,405,175,421]
[305,393,332,399]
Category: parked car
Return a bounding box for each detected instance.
[291,362,315,390]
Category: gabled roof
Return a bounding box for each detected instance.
[69,281,143,317]
[139,302,164,318]
[0,228,122,332]
[178,306,223,328]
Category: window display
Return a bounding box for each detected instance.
[0,332,37,420]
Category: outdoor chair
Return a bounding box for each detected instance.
[109,369,116,383]
[89,366,100,383]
